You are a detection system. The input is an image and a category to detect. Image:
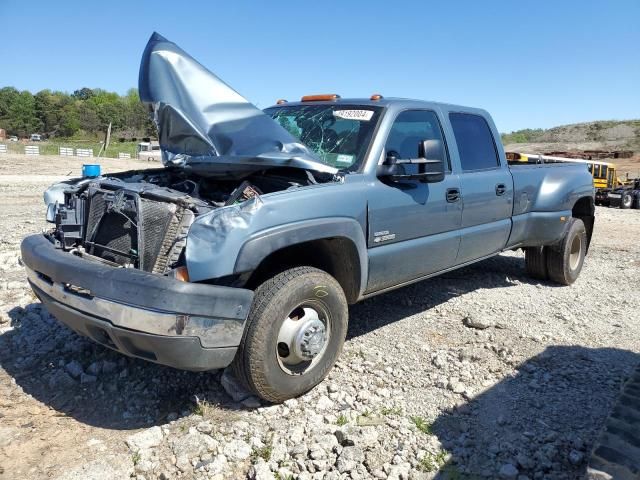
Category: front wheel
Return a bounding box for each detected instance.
[546,218,587,285]
[233,266,348,403]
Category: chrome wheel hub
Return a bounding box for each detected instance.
[297,317,327,359]
[277,306,330,374]
[569,235,582,271]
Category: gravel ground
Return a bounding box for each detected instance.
[1,154,639,480]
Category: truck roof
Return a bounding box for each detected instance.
[267,97,485,114]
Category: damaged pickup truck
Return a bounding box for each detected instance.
[21,33,595,402]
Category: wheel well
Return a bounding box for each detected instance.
[244,238,362,304]
[572,196,595,250]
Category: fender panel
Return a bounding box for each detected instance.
[511,164,595,214]
[234,218,368,297]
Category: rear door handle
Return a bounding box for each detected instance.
[446,188,460,203]
[495,183,507,196]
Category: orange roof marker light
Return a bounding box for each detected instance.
[276,99,288,104]
[370,94,384,101]
[171,266,189,282]
[301,94,341,102]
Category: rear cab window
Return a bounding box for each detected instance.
[449,112,500,171]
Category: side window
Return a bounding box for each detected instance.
[449,113,500,171]
[593,164,601,178]
[385,110,449,175]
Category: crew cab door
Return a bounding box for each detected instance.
[447,112,513,264]
[365,109,462,293]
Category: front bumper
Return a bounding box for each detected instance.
[20,234,254,371]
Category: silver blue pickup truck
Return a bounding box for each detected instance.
[21,34,595,402]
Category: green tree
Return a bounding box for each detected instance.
[58,103,81,137]
[87,89,126,130]
[0,85,155,139]
[122,88,154,137]
[34,89,69,135]
[6,90,41,137]
[76,100,101,133]
[72,87,94,100]
[0,87,20,132]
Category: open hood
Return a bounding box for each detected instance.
[138,32,337,175]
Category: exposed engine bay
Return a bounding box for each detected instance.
[50,167,326,275]
[47,31,341,280]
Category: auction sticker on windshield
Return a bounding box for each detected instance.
[333,110,374,121]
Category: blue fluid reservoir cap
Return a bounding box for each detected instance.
[82,164,101,178]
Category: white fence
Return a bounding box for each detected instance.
[10,145,145,159]
[75,148,93,157]
[0,144,6,154]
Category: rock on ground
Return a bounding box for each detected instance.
[126,426,164,451]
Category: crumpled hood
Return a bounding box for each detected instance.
[138,32,337,175]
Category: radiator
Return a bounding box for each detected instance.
[84,187,191,273]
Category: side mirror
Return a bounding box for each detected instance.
[378,139,445,183]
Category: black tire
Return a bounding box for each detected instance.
[233,266,348,403]
[632,193,640,209]
[620,191,633,209]
[524,246,548,280]
[546,218,587,285]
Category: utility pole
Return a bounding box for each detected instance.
[96,122,112,158]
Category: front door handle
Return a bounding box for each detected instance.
[446,188,460,203]
[495,183,507,196]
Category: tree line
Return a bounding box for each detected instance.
[0,87,155,139]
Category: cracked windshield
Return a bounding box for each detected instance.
[265,105,382,171]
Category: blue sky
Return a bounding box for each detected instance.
[1,0,638,132]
